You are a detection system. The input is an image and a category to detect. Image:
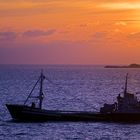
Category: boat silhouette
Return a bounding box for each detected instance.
[6,72,140,122]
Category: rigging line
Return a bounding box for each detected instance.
[45,76,56,85]
[24,76,40,105]
[45,75,71,96]
[45,77,65,92]
[45,76,65,89]
[45,76,65,90]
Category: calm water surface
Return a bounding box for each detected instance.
[0,65,140,140]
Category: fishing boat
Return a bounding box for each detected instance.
[6,72,140,122]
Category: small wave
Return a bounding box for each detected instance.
[15,132,27,136]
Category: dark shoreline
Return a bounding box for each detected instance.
[105,64,140,68]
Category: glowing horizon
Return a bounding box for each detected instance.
[0,0,140,65]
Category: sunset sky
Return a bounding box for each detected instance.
[0,0,140,64]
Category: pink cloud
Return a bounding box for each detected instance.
[22,29,56,37]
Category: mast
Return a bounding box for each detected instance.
[124,73,128,95]
[24,70,46,108]
[39,70,45,109]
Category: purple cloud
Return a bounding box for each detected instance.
[0,31,17,41]
[92,32,107,38]
[22,29,56,37]
[79,24,87,27]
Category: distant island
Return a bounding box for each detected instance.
[105,64,140,68]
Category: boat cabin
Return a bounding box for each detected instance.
[100,74,140,113]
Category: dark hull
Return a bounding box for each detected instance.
[6,104,140,122]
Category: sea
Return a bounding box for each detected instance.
[1,65,140,140]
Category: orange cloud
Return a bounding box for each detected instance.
[100,2,140,10]
[0,0,140,64]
